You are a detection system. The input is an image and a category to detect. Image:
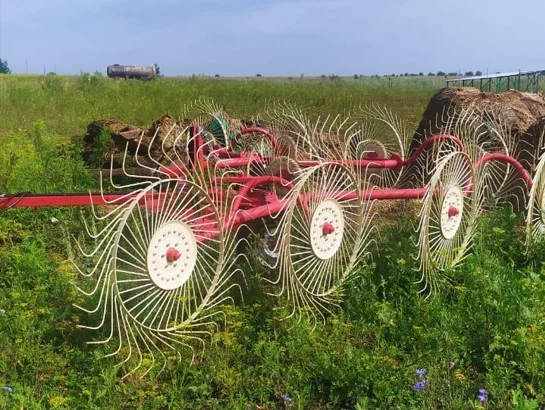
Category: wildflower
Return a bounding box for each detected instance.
[412,380,427,391]
[0,309,5,314]
[477,388,488,403]
[281,394,292,404]
[3,386,12,393]
[50,217,59,224]
[449,361,455,369]
[416,368,426,377]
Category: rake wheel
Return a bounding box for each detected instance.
[113,179,224,326]
[76,177,232,377]
[274,162,372,320]
[526,152,545,246]
[417,150,481,294]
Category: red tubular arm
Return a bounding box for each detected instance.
[475,153,533,188]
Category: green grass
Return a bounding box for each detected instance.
[0,75,544,409]
[0,74,443,139]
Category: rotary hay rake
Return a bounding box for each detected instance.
[1,103,543,378]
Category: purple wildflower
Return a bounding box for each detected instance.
[477,388,488,403]
[412,380,427,391]
[281,394,292,404]
[416,368,426,377]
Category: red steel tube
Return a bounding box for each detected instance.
[0,193,138,208]
[474,153,533,188]
[402,134,464,165]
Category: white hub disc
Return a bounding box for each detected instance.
[309,199,345,260]
[440,185,464,240]
[146,221,198,290]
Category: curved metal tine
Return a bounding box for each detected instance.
[266,102,314,155]
[119,140,159,184]
[278,266,332,329]
[129,129,160,175]
[159,126,191,176]
[94,176,143,219]
[529,124,545,172]
[136,328,167,378]
[77,211,113,248]
[71,237,113,281]
[75,278,112,325]
[480,112,521,203]
[145,124,188,178]
[75,221,119,261]
[121,320,145,379]
[526,151,545,246]
[91,177,135,222]
[319,114,359,159]
[357,104,411,159]
[106,312,133,370]
[73,279,110,324]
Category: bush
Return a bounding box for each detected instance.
[0,58,11,74]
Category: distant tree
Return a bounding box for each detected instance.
[447,72,458,76]
[404,73,409,76]
[437,71,446,76]
[475,70,483,76]
[256,73,262,77]
[410,73,417,76]
[0,59,11,74]
[154,63,163,77]
[428,72,436,76]
[353,74,359,79]
[464,71,474,76]
[418,72,424,76]
[215,74,220,77]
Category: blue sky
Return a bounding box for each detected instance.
[1,0,544,76]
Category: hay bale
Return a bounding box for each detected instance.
[409,87,545,210]
[411,87,545,164]
[83,115,189,168]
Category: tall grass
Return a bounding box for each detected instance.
[0,74,443,139]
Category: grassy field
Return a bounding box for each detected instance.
[0,74,446,138]
[0,74,544,409]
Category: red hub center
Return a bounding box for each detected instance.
[322,222,335,236]
[448,206,460,218]
[166,247,181,263]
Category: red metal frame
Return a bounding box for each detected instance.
[0,127,534,243]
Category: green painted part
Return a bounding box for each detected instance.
[206,116,236,147]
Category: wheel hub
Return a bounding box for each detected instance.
[146,221,198,290]
[440,185,464,240]
[309,199,345,260]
